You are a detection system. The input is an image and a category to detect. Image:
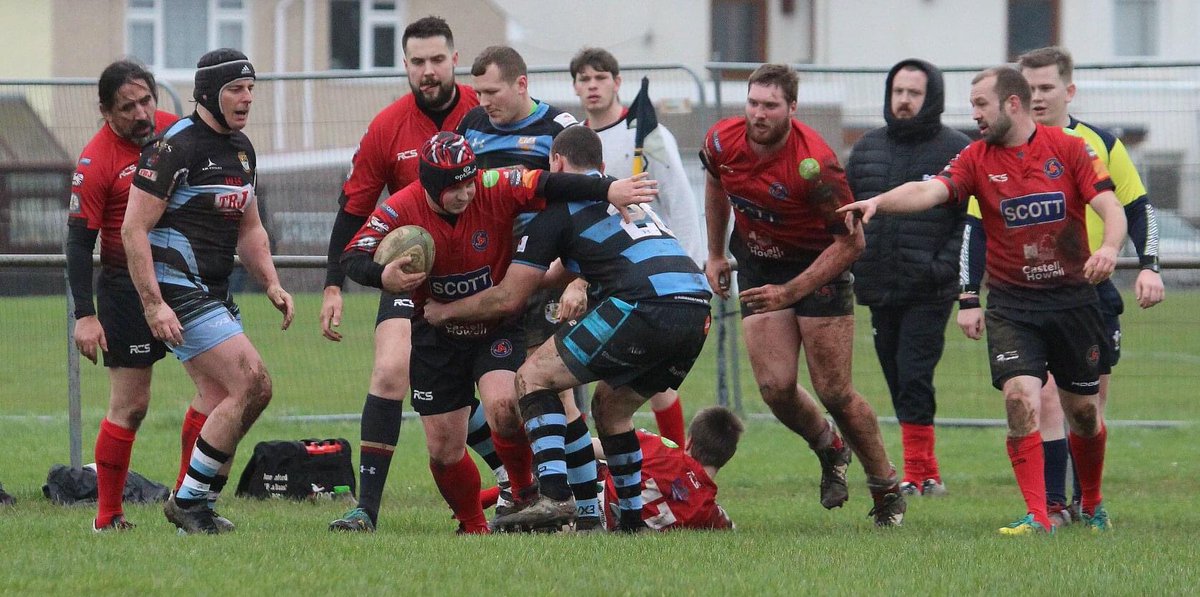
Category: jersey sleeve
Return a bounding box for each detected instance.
[67,152,110,230]
[647,126,705,266]
[698,125,723,178]
[1107,138,1148,207]
[512,204,571,270]
[935,147,977,206]
[1065,134,1115,202]
[344,193,405,257]
[132,137,187,200]
[340,124,391,216]
[500,168,548,212]
[814,154,855,235]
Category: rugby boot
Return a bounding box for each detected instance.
[1047,502,1074,529]
[329,507,376,532]
[1082,504,1113,532]
[998,513,1053,536]
[164,497,223,535]
[868,492,907,527]
[92,515,135,532]
[921,478,948,497]
[491,494,575,532]
[815,442,852,509]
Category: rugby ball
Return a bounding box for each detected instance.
[373,225,435,274]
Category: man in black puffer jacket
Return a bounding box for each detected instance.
[846,59,970,498]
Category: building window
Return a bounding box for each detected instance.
[329,0,404,70]
[710,0,767,63]
[1007,0,1059,60]
[1114,0,1159,57]
[125,0,248,76]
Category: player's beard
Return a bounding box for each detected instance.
[746,117,789,147]
[124,118,155,146]
[982,110,1013,145]
[411,78,455,111]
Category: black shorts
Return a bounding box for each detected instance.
[374,291,415,327]
[97,269,168,368]
[984,303,1110,396]
[1095,279,1124,371]
[408,319,525,417]
[736,256,854,318]
[522,288,563,349]
[555,298,711,398]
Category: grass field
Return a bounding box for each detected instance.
[2,289,1198,594]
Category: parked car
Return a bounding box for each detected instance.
[1119,210,1200,288]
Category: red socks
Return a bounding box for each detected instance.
[899,423,939,483]
[177,407,208,490]
[430,451,488,533]
[491,431,534,493]
[653,395,686,446]
[1068,424,1107,514]
[95,419,136,526]
[1007,431,1050,529]
[479,485,500,509]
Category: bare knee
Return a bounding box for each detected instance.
[427,442,463,466]
[1063,398,1100,436]
[759,381,798,409]
[1003,386,1038,436]
[369,360,410,399]
[238,366,272,432]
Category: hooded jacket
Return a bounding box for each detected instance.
[847,59,972,307]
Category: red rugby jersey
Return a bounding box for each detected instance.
[67,110,179,269]
[603,430,731,531]
[341,85,479,216]
[701,117,853,261]
[936,124,1114,304]
[345,168,547,337]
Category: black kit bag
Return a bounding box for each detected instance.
[235,438,356,500]
[43,464,170,505]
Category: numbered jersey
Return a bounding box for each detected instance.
[602,431,731,531]
[513,198,711,304]
[132,114,257,298]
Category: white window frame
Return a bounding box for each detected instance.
[125,0,253,80]
[361,1,405,71]
[1113,0,1161,58]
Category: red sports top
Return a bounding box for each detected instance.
[701,117,853,261]
[603,431,732,531]
[936,124,1114,306]
[67,110,179,269]
[345,168,547,337]
[341,85,479,216]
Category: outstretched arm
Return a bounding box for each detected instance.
[836,179,951,223]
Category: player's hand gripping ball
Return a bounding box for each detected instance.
[373,225,435,274]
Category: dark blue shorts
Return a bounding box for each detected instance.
[555,298,711,398]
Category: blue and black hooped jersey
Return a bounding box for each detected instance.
[132,114,257,300]
[456,101,578,171]
[514,200,712,305]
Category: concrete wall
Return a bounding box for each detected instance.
[0,0,53,78]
